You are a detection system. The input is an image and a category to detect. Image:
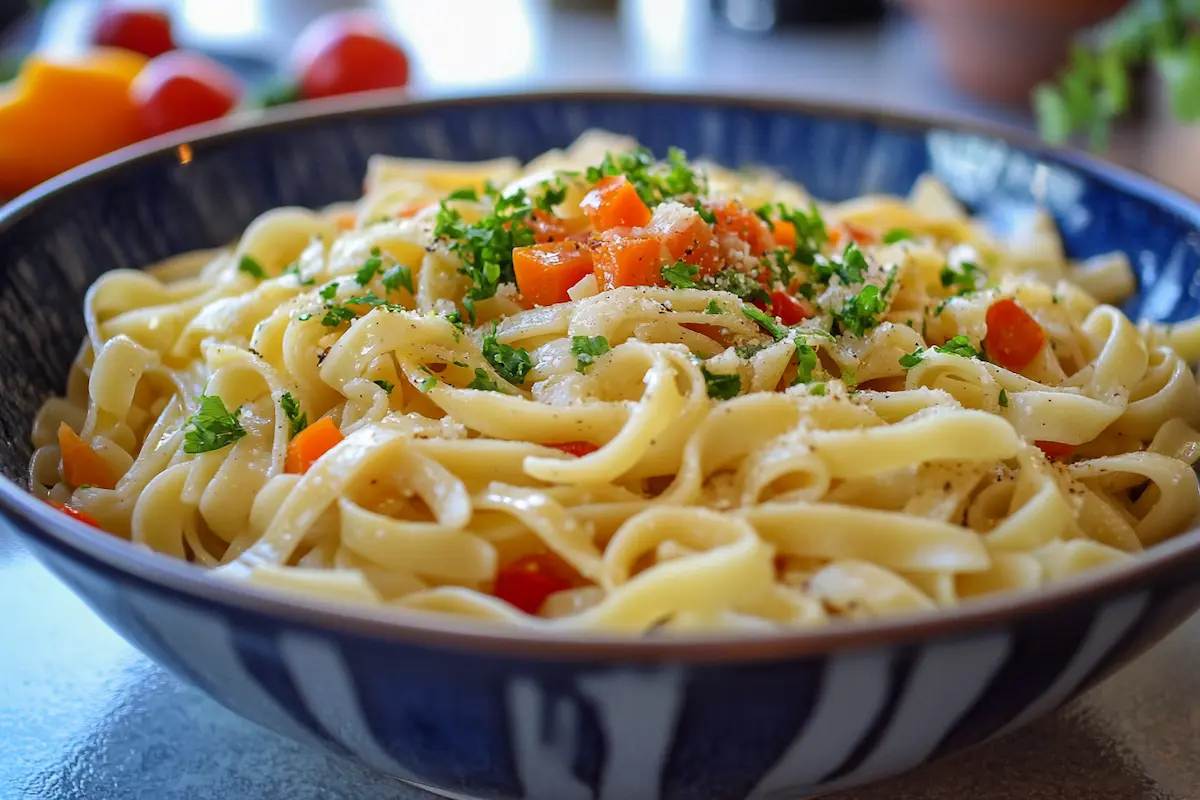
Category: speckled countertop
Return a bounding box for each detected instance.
[4,3,1200,798]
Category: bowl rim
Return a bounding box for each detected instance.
[3,87,1200,662]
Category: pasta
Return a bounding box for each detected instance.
[28,130,1200,633]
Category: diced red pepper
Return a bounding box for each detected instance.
[844,221,877,246]
[985,298,1046,372]
[493,555,572,615]
[767,290,812,325]
[1036,441,1075,461]
[44,499,102,529]
[514,242,595,305]
[547,441,599,457]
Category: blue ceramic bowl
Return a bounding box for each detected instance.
[3,92,1200,800]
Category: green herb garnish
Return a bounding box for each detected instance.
[940,261,982,293]
[283,263,315,286]
[279,392,307,440]
[662,261,702,289]
[999,388,1010,408]
[572,335,610,373]
[466,368,503,392]
[701,366,742,400]
[899,347,924,370]
[694,202,716,224]
[883,228,914,244]
[482,324,533,384]
[238,256,267,280]
[319,283,338,301]
[703,269,770,305]
[793,341,818,384]
[934,335,981,359]
[705,300,723,315]
[183,395,247,454]
[373,380,395,394]
[355,247,384,285]
[832,281,889,337]
[446,188,479,202]
[810,382,827,396]
[382,264,414,295]
[321,305,356,327]
[742,304,789,340]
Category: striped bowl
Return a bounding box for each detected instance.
[2,92,1200,800]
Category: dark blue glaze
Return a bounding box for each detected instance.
[3,93,1200,800]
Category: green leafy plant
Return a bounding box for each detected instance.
[1036,0,1200,148]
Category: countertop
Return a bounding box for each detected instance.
[3,2,1200,798]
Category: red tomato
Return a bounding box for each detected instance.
[1036,441,1075,461]
[291,12,410,100]
[91,7,175,58]
[494,556,572,615]
[984,298,1046,372]
[767,290,812,325]
[131,51,242,138]
[547,441,599,458]
[44,499,102,529]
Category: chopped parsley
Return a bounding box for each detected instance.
[482,324,533,384]
[584,146,703,207]
[279,392,307,439]
[355,247,384,284]
[319,283,338,301]
[793,341,818,384]
[703,269,770,304]
[321,305,356,327]
[433,185,537,322]
[810,382,827,396]
[466,368,502,392]
[813,242,868,286]
[238,256,267,280]
[704,299,723,315]
[742,304,789,340]
[999,388,1009,408]
[373,379,395,394]
[701,366,742,400]
[183,395,246,454]
[382,264,414,295]
[345,292,399,309]
[774,202,828,263]
[662,261,702,289]
[297,313,313,321]
[572,335,610,373]
[443,309,465,332]
[899,347,924,370]
[534,177,568,213]
[694,202,716,224]
[882,228,914,244]
[446,187,479,202]
[416,368,438,393]
[832,280,889,337]
[283,263,315,286]
[934,335,980,359]
[940,261,983,294]
[735,342,767,359]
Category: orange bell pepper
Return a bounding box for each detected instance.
[513,242,594,306]
[285,417,344,474]
[580,176,652,231]
[592,232,666,290]
[57,422,118,490]
[0,49,147,197]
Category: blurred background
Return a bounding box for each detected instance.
[1,0,1198,198]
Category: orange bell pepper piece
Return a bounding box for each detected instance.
[711,201,773,256]
[580,175,652,231]
[285,417,344,474]
[57,422,117,490]
[44,499,103,529]
[0,49,147,197]
[592,232,666,290]
[513,242,594,306]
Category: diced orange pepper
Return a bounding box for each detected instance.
[1036,441,1075,461]
[844,221,877,245]
[591,231,666,290]
[285,417,344,474]
[0,49,148,197]
[985,298,1046,372]
[513,242,595,306]
[773,219,797,251]
[651,214,722,275]
[711,201,773,256]
[57,423,117,490]
[547,441,599,457]
[44,499,102,529]
[529,209,591,244]
[579,175,652,231]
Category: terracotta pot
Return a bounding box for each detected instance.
[905,0,1132,106]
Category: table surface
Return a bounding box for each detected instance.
[4,2,1200,799]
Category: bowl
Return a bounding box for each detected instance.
[2,91,1200,800]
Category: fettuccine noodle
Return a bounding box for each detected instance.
[28,130,1200,633]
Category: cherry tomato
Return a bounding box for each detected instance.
[91,7,175,58]
[131,51,242,138]
[984,298,1046,372]
[767,290,812,325]
[44,499,102,529]
[547,441,599,458]
[1036,441,1075,461]
[494,555,572,615]
[291,12,410,100]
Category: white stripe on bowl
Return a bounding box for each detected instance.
[508,678,592,800]
[998,591,1149,737]
[123,589,323,747]
[750,649,892,798]
[278,630,422,781]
